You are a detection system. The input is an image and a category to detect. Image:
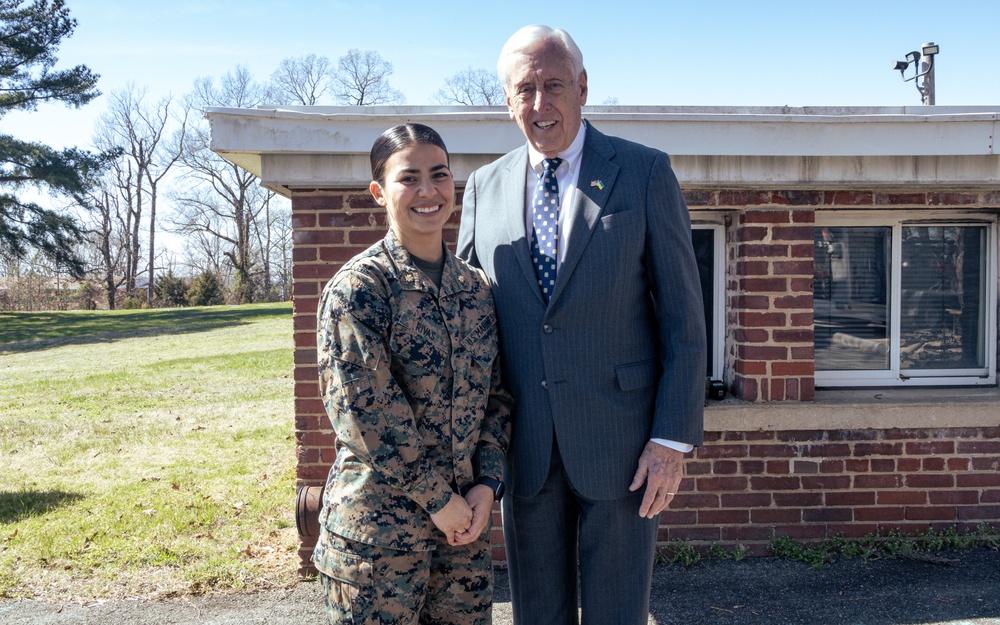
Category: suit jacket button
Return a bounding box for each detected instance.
[541,380,549,390]
[542,323,553,334]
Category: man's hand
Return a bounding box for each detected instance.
[629,441,684,518]
[429,493,473,546]
[453,484,494,545]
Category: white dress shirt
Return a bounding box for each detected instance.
[522,122,693,455]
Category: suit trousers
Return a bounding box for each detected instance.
[502,438,658,625]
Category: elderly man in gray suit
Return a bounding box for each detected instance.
[457,24,706,625]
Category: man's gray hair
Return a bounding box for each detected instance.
[497,25,585,88]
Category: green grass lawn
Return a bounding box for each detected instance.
[0,303,298,600]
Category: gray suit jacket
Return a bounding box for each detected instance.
[457,121,706,500]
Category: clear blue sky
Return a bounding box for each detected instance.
[7,0,1000,151]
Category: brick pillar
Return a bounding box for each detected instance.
[728,204,815,401]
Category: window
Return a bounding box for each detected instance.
[814,213,997,387]
[692,222,726,382]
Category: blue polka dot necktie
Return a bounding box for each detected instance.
[530,157,563,303]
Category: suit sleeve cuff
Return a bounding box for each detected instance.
[650,438,694,453]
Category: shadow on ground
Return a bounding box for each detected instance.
[0,305,290,354]
[0,490,84,524]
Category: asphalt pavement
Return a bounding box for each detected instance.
[2,548,999,624]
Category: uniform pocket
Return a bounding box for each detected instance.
[317,545,379,624]
[464,314,499,370]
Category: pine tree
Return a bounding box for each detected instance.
[0,0,113,277]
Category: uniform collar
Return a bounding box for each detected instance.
[382,229,472,296]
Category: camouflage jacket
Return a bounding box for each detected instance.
[314,229,512,552]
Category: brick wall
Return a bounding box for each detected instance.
[666,426,1000,556]
[291,186,1000,574]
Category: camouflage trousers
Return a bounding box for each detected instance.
[316,531,493,625]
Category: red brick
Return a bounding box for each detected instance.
[789,244,815,258]
[905,506,957,521]
[733,360,767,375]
[751,509,802,523]
[750,476,801,491]
[802,508,853,522]
[770,378,785,401]
[347,194,380,209]
[736,227,769,243]
[905,474,954,488]
[716,191,767,206]
[773,492,822,507]
[928,192,980,206]
[855,507,904,521]
[292,213,317,228]
[800,443,851,458]
[738,244,789,258]
[791,210,815,223]
[684,460,712,476]
[722,526,775,542]
[947,458,971,471]
[738,345,787,361]
[733,376,758,401]
[740,277,788,292]
[720,492,772,507]
[294,230,345,245]
[773,525,828,540]
[956,474,1000,488]
[734,329,770,344]
[739,312,787,328]
[665,527,721,542]
[826,491,875,506]
[877,491,927,505]
[293,194,345,211]
[875,192,927,205]
[896,458,921,472]
[929,490,979,505]
[741,209,790,223]
[957,505,1000,520]
[904,441,955,455]
[774,294,813,309]
[800,475,851,490]
[854,474,902,488]
[771,226,815,242]
[845,459,869,472]
[958,441,1000,454]
[712,460,740,474]
[819,459,845,473]
[771,191,824,206]
[921,457,946,471]
[320,246,367,262]
[869,458,896,472]
[670,492,722,508]
[292,247,318,262]
[789,278,815,292]
[971,457,1000,471]
[698,444,749,459]
[825,191,873,206]
[698,509,749,524]
[348,229,387,244]
[772,329,813,343]
[854,442,904,457]
[771,362,814,376]
[683,190,716,206]
[790,312,815,327]
[658,510,698,525]
[696,477,749,492]
[293,264,338,281]
[738,460,766,475]
[732,295,772,310]
[747,445,797,458]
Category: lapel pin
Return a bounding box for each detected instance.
[590,180,604,190]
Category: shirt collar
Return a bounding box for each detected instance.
[527,120,587,177]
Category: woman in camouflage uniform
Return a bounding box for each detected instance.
[314,123,512,624]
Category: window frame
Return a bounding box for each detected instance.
[814,210,998,388]
[691,217,727,383]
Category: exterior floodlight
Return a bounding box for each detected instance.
[892,42,939,105]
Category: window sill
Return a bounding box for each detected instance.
[704,386,1000,432]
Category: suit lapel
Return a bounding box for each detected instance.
[549,123,619,305]
[501,148,545,304]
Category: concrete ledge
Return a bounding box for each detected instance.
[705,387,1000,432]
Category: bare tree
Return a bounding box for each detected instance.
[172,66,277,304]
[433,67,504,105]
[332,49,405,105]
[81,182,129,309]
[92,85,186,304]
[269,54,333,105]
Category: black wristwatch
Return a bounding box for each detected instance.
[473,476,505,502]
